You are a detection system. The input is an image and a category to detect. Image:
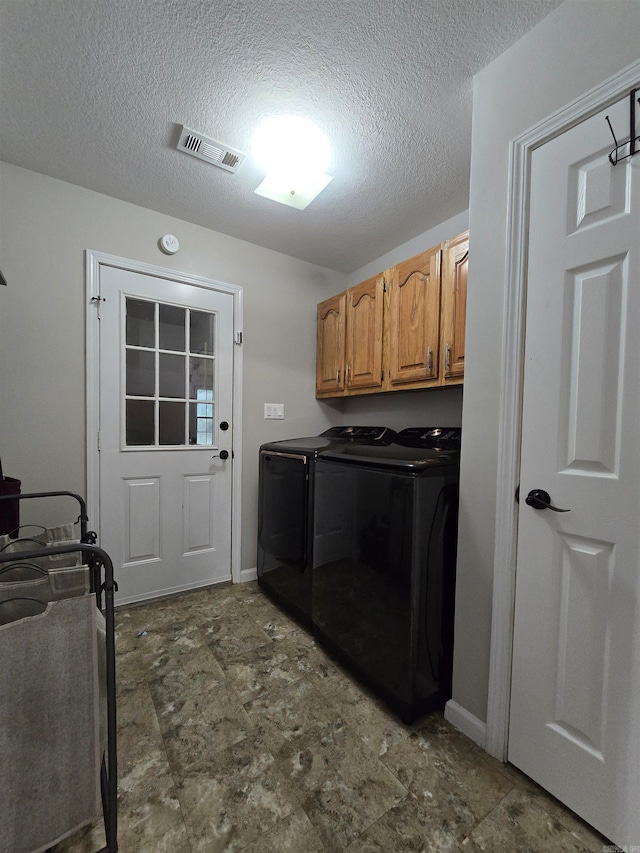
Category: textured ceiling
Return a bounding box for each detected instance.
[0,0,561,272]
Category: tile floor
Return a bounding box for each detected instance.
[54,581,609,853]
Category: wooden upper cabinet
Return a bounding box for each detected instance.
[441,231,468,383]
[316,292,346,397]
[386,245,441,388]
[315,234,467,398]
[345,274,384,392]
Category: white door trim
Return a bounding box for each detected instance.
[85,250,244,584]
[486,59,640,761]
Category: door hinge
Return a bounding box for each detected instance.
[234,331,243,345]
[91,294,105,318]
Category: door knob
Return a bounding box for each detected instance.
[525,488,570,512]
[212,449,229,460]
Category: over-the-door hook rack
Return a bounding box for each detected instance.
[606,86,639,166]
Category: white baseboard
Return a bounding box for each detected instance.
[444,700,487,749]
[240,567,257,583]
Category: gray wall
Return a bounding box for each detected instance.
[345,210,469,289]
[0,163,345,568]
[454,0,640,725]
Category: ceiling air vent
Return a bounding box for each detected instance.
[177,126,246,174]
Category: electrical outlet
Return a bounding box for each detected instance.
[264,403,285,419]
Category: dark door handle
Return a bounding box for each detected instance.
[525,488,570,512]
[212,449,229,460]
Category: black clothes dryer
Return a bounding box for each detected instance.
[257,426,396,625]
[312,427,461,722]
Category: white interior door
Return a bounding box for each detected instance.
[509,94,640,846]
[98,265,235,604]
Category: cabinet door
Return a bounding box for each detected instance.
[441,232,468,382]
[387,246,441,387]
[345,275,384,392]
[316,293,346,397]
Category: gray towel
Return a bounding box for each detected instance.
[0,595,102,853]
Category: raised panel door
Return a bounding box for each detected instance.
[316,293,346,397]
[345,275,384,392]
[387,246,441,387]
[509,94,640,846]
[441,232,468,383]
[99,266,234,605]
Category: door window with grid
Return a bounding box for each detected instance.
[124,298,216,447]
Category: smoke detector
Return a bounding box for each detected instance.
[177,126,246,173]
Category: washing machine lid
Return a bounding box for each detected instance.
[260,426,396,455]
[396,427,461,450]
[320,425,397,442]
[318,427,461,471]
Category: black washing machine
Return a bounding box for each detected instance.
[257,426,396,625]
[312,427,461,722]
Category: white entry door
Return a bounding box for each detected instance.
[97,264,235,604]
[509,94,640,846]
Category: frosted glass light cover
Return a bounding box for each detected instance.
[254,170,333,210]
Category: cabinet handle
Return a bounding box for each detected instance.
[346,365,350,385]
[445,343,451,372]
[336,368,340,386]
[426,347,432,372]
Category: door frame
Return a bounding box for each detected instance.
[486,59,640,761]
[85,250,244,584]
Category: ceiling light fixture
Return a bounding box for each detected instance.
[252,115,333,210]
